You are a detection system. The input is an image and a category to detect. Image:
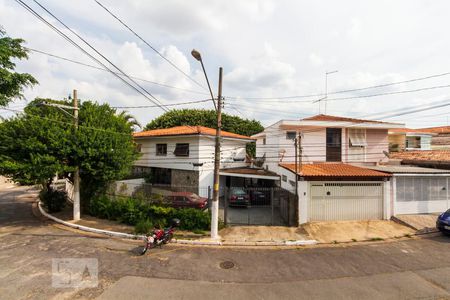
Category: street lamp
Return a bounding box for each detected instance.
[191,49,217,111]
[191,49,222,240]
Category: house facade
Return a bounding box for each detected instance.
[388,128,433,152]
[252,114,406,224]
[133,126,254,197]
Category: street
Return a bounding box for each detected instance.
[0,185,449,300]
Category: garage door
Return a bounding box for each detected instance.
[395,176,450,214]
[310,182,383,221]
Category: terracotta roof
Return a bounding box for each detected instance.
[390,150,450,162]
[301,114,395,125]
[389,128,433,135]
[279,163,391,178]
[416,126,450,134]
[133,126,255,140]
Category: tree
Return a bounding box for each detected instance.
[144,109,264,156]
[0,28,38,106]
[0,98,139,210]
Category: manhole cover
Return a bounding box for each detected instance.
[219,261,235,269]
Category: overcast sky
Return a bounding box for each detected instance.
[2,0,450,129]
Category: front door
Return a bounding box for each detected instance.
[326,128,342,162]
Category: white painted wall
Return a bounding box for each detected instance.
[394,175,450,214]
[134,134,250,195]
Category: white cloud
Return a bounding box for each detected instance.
[2,0,450,128]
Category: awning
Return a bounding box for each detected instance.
[219,167,280,180]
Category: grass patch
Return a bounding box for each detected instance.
[404,233,412,238]
[351,238,357,242]
[369,237,384,241]
[192,229,206,235]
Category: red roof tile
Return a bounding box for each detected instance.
[389,128,433,135]
[416,126,450,134]
[301,114,396,125]
[390,150,450,162]
[280,163,391,177]
[133,125,255,140]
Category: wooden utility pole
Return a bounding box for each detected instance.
[73,89,80,221]
[211,67,223,240]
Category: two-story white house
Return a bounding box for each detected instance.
[252,114,406,224]
[133,125,258,197]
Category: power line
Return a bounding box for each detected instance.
[93,0,206,91]
[112,99,210,109]
[27,47,209,97]
[225,71,450,100]
[27,0,169,112]
[16,0,169,112]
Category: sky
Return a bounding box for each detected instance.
[1,0,450,129]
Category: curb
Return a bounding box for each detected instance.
[37,200,317,247]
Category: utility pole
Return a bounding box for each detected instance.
[211,67,223,240]
[294,136,298,200]
[73,89,80,221]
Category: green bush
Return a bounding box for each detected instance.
[89,195,210,231]
[134,219,153,234]
[40,189,67,213]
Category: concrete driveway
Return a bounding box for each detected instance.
[303,220,416,243]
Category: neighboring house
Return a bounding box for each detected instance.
[367,164,450,215]
[133,125,277,197]
[415,126,450,149]
[252,114,405,224]
[390,150,450,170]
[253,114,405,174]
[388,128,433,152]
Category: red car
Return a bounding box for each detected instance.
[165,192,208,210]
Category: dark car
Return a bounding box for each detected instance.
[165,192,208,210]
[229,188,250,207]
[436,209,450,235]
[249,190,268,205]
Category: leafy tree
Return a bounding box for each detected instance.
[144,109,264,156]
[0,98,139,210]
[0,28,38,106]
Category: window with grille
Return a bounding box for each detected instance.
[156,144,167,156]
[349,128,367,147]
[174,143,189,156]
[282,175,287,182]
[286,131,297,140]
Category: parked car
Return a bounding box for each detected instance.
[229,188,250,207]
[249,190,269,205]
[165,192,208,210]
[436,209,450,235]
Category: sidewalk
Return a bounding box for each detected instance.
[393,214,440,233]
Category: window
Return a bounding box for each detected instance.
[282,175,287,182]
[136,144,142,152]
[156,143,167,156]
[349,128,367,147]
[174,143,189,156]
[263,138,266,145]
[286,131,297,140]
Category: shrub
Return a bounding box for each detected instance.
[135,219,153,234]
[173,208,210,231]
[89,194,210,231]
[89,194,112,219]
[40,189,67,213]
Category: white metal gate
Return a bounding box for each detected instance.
[395,176,450,214]
[310,182,384,221]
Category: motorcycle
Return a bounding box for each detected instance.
[140,218,180,255]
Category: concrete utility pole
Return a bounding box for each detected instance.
[210,67,223,240]
[73,90,80,221]
[191,49,222,240]
[294,136,299,200]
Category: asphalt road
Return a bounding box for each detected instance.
[0,184,449,300]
